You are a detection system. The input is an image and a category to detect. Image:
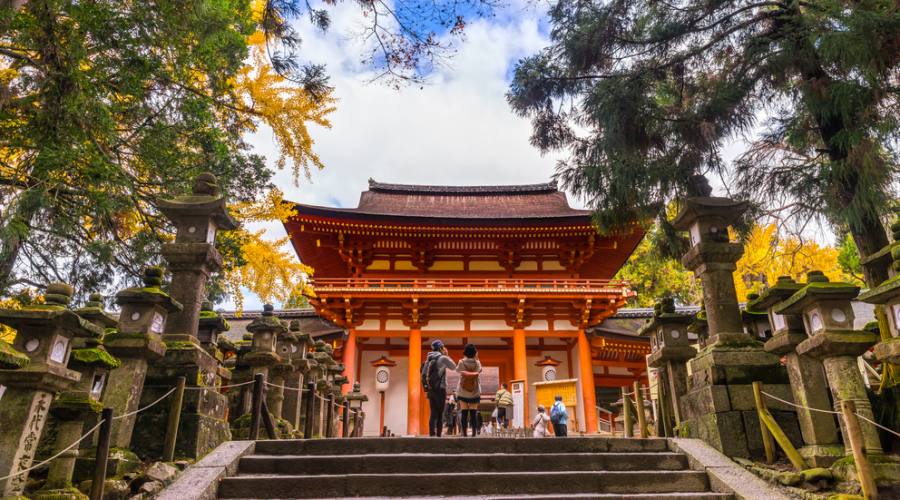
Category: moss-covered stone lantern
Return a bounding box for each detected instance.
[750,276,842,467]
[103,267,180,451]
[858,209,900,366]
[197,300,233,387]
[644,297,696,427]
[687,303,709,349]
[671,184,793,458]
[36,295,121,499]
[775,271,882,457]
[282,320,314,429]
[244,304,285,379]
[742,293,774,341]
[0,283,96,497]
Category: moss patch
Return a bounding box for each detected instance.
[0,340,29,368]
[71,348,120,369]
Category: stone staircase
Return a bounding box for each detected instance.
[217,437,733,499]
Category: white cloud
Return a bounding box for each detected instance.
[228,4,564,311]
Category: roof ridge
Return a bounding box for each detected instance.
[367,178,559,195]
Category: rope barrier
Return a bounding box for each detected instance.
[762,390,900,438]
[0,420,105,482]
[854,412,900,439]
[265,381,307,393]
[760,390,839,415]
[114,387,176,421]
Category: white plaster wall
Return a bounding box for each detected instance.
[553,320,578,331]
[359,351,409,436]
[357,319,381,331]
[470,319,509,330]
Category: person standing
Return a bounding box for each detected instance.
[444,395,458,435]
[422,339,457,437]
[550,395,569,437]
[532,405,551,437]
[455,343,482,437]
[495,383,514,429]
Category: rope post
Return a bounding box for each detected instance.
[342,401,351,438]
[249,373,265,440]
[324,394,335,438]
[304,381,316,439]
[841,400,878,500]
[752,382,776,464]
[634,381,648,438]
[622,387,633,438]
[261,399,277,439]
[163,376,186,461]
[89,408,114,500]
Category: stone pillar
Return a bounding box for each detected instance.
[751,277,842,467]
[0,284,89,497]
[103,268,178,454]
[135,173,238,460]
[644,298,695,426]
[778,272,882,456]
[577,329,599,433]
[673,196,797,458]
[342,328,357,395]
[310,340,334,437]
[407,327,422,436]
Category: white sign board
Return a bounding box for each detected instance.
[510,380,525,429]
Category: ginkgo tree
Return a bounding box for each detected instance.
[0,0,332,308]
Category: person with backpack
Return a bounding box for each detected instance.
[550,395,569,437]
[421,339,457,437]
[532,405,551,437]
[455,343,482,437]
[495,383,514,429]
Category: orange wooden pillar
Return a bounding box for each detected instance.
[513,327,528,422]
[578,328,599,434]
[341,328,357,394]
[407,327,422,435]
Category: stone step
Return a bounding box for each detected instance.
[218,471,712,498]
[226,495,733,500]
[252,437,670,456]
[238,452,690,475]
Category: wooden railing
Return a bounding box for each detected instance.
[311,277,631,291]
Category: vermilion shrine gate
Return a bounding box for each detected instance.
[284,180,648,435]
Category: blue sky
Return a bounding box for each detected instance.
[226,1,567,311]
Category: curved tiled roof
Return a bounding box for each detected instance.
[292,179,592,221]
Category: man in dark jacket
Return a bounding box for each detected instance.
[422,339,456,436]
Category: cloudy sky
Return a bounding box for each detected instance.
[230,1,573,310]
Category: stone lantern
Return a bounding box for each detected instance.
[282,320,314,430]
[742,293,774,341]
[345,381,369,437]
[672,183,794,458]
[103,267,179,453]
[750,276,842,466]
[37,294,121,499]
[775,271,883,457]
[687,303,709,349]
[267,320,301,422]
[197,301,232,387]
[858,210,900,365]
[644,297,695,427]
[0,283,94,497]
[244,304,285,380]
[137,172,238,459]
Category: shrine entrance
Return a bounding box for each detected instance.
[284,180,645,435]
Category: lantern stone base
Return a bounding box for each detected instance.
[831,454,900,485]
[132,340,230,460]
[798,444,845,468]
[31,485,87,500]
[73,448,141,482]
[678,337,801,458]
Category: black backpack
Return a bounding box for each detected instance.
[421,357,443,392]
